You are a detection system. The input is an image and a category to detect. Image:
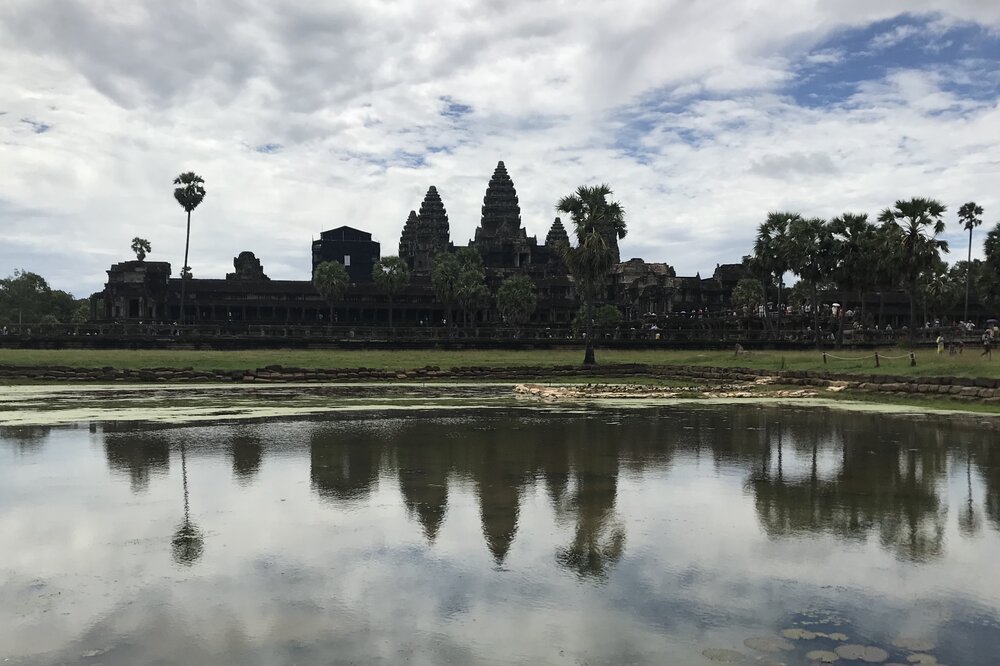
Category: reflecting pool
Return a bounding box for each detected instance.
[2,401,1000,664]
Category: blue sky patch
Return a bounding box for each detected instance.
[21,118,51,134]
[440,96,473,119]
[789,14,1000,107]
[255,143,282,154]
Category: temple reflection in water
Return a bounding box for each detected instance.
[37,405,999,574]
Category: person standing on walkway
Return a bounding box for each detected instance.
[936,334,945,354]
[982,332,992,359]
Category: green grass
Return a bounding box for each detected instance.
[1,347,998,378]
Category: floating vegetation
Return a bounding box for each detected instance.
[782,628,817,640]
[806,650,839,663]
[827,633,850,642]
[701,648,746,662]
[834,644,889,662]
[891,638,935,652]
[905,655,938,665]
[744,636,794,653]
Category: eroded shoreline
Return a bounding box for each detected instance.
[3,381,999,427]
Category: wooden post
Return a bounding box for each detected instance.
[823,352,827,365]
[910,351,916,367]
[874,351,880,367]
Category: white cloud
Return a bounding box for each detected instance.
[1,0,1000,294]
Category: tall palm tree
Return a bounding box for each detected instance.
[313,261,350,330]
[372,256,411,332]
[556,184,627,366]
[829,213,876,345]
[173,172,206,324]
[877,198,948,338]
[752,212,799,336]
[131,237,151,262]
[785,217,833,348]
[959,202,984,322]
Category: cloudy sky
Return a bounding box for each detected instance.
[2,1,1000,296]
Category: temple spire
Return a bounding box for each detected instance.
[399,210,418,266]
[478,161,521,237]
[545,217,570,248]
[411,186,451,272]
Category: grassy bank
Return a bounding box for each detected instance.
[1,347,998,378]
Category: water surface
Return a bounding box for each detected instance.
[2,401,999,664]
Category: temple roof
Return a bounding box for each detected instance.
[399,210,417,256]
[545,217,570,247]
[478,161,522,238]
[417,186,449,241]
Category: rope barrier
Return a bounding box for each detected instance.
[824,354,876,361]
[821,351,916,367]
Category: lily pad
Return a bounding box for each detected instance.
[744,636,794,653]
[782,628,817,640]
[702,648,746,662]
[835,645,888,662]
[807,650,839,663]
[892,638,936,652]
[906,655,938,665]
[828,633,850,642]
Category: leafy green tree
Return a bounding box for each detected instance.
[72,300,90,323]
[454,249,488,327]
[787,281,811,311]
[173,172,206,322]
[572,304,622,333]
[496,274,538,330]
[0,270,78,324]
[372,256,411,328]
[959,202,984,321]
[312,261,350,328]
[878,198,949,336]
[431,252,461,327]
[785,217,834,347]
[556,184,627,365]
[753,212,799,333]
[131,237,151,262]
[431,249,486,328]
[916,259,958,324]
[829,213,878,346]
[731,278,765,315]
[978,222,1000,310]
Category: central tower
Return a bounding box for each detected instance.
[471,161,535,268]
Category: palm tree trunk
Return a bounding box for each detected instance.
[179,209,191,324]
[388,295,394,339]
[777,280,783,339]
[837,305,845,350]
[583,298,596,365]
[909,280,917,344]
[328,302,334,334]
[811,282,820,348]
[965,227,973,322]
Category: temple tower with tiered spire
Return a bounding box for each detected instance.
[545,217,570,249]
[470,161,536,268]
[404,186,452,272]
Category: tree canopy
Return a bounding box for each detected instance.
[313,261,350,324]
[496,274,538,328]
[131,237,151,261]
[173,172,206,213]
[557,184,627,364]
[0,270,84,325]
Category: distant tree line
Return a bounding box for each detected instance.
[739,198,998,345]
[0,270,88,325]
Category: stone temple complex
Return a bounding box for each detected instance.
[93,161,745,326]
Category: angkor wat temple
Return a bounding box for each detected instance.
[92,161,745,326]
